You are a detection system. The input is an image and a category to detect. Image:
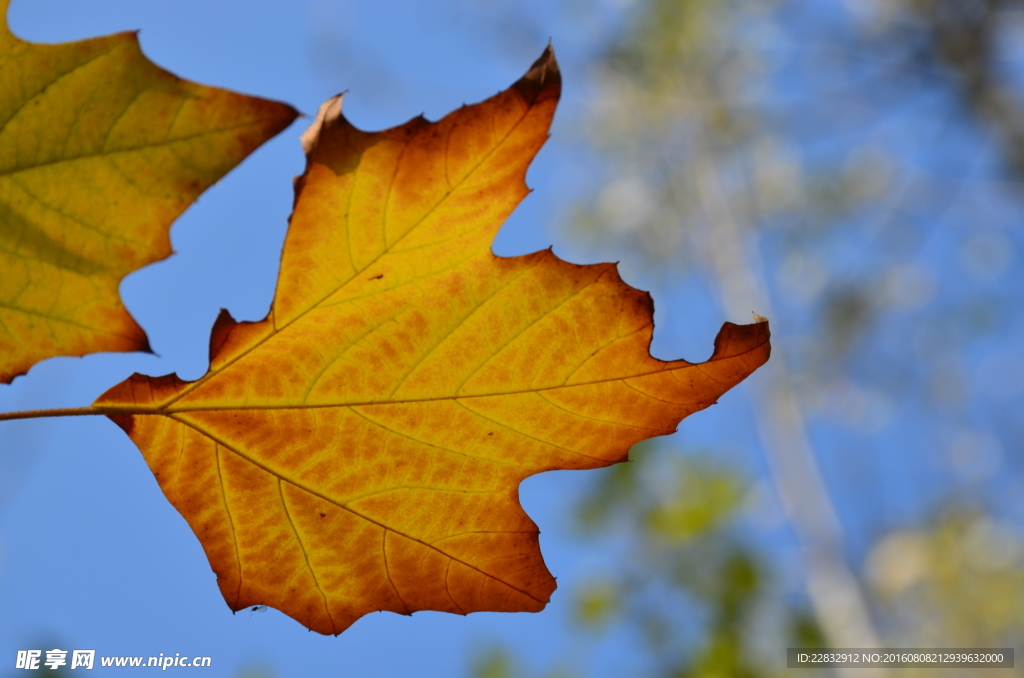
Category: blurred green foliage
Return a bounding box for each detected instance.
[867,508,1024,647]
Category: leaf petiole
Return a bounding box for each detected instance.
[0,406,131,423]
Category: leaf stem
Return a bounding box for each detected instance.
[0,406,117,422]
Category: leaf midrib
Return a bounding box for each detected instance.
[0,117,287,178]
[129,337,764,416]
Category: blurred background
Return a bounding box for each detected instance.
[2,0,1023,676]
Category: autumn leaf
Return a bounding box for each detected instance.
[0,0,297,382]
[95,47,770,635]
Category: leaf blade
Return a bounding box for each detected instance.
[0,0,297,381]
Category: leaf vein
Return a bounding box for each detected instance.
[168,415,546,605]
[278,478,336,630]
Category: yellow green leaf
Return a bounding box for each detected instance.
[95,47,770,635]
[0,0,297,382]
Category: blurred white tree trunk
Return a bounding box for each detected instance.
[691,158,887,678]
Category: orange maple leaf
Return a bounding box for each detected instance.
[96,47,770,635]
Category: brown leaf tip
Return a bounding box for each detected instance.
[710,319,772,362]
[138,331,155,356]
[209,308,239,363]
[514,44,561,104]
